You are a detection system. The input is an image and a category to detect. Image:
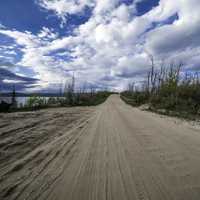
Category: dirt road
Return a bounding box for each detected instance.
[1,95,200,200]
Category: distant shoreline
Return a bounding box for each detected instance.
[0,93,65,97]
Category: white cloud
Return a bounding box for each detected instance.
[37,0,95,26]
[38,27,58,40]
[3,79,26,84]
[145,0,200,57]
[0,28,70,90]
[1,0,200,91]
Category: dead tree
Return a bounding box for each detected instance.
[64,75,75,105]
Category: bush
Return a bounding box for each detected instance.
[121,62,200,118]
[26,96,47,109]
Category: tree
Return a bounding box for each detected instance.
[64,74,75,105]
[11,85,17,108]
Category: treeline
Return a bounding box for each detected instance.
[0,76,111,112]
[25,91,111,110]
[121,61,200,119]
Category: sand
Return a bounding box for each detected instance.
[1,95,200,200]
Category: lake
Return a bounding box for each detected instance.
[0,97,57,107]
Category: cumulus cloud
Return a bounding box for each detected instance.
[1,0,200,91]
[0,28,71,91]
[37,0,95,26]
[145,0,200,56]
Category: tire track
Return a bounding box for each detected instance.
[1,95,200,200]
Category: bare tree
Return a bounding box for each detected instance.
[128,82,135,93]
[11,85,17,108]
[64,74,75,105]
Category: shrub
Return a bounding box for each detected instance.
[121,62,200,118]
[26,96,47,109]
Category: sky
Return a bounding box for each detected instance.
[0,0,200,92]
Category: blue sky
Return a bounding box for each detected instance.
[0,0,200,92]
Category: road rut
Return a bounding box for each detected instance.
[1,95,200,200]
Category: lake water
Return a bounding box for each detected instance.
[0,97,55,107]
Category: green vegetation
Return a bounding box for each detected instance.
[26,96,48,108]
[0,92,111,113]
[0,76,111,112]
[121,61,200,119]
[73,91,111,106]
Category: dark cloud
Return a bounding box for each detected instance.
[0,60,15,67]
[0,68,38,92]
[146,20,200,55]
[116,68,148,78]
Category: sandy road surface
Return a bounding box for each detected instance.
[1,95,200,200]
